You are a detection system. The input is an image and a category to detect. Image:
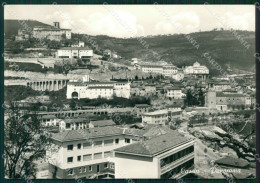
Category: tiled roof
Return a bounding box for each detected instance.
[114,131,192,157]
[63,118,88,123]
[216,92,244,97]
[143,110,168,116]
[51,126,123,142]
[215,156,249,168]
[90,120,116,127]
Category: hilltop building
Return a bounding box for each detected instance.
[32,22,71,41]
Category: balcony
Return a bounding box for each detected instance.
[160,152,194,175]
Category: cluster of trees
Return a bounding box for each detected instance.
[184,88,205,106]
[134,74,164,81]
[69,96,151,109]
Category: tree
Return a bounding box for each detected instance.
[135,75,139,80]
[4,104,53,178]
[198,88,205,106]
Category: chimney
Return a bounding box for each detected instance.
[53,22,60,29]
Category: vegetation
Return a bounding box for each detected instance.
[4,104,53,178]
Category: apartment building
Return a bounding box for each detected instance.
[113,132,196,178]
[47,126,134,179]
[142,110,168,125]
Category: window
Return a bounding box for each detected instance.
[79,167,82,173]
[115,139,119,144]
[94,153,102,159]
[94,141,102,147]
[104,163,108,168]
[67,157,73,163]
[67,145,73,151]
[66,123,71,129]
[104,151,113,158]
[89,166,92,171]
[110,164,114,169]
[77,143,81,149]
[84,167,87,172]
[83,142,92,149]
[77,156,81,162]
[104,139,113,146]
[83,154,92,161]
[125,138,130,143]
[67,169,73,175]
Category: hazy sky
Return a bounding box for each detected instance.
[4,4,255,38]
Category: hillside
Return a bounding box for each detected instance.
[4,19,255,74]
[4,19,50,38]
[91,30,255,74]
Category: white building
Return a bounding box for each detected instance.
[66,76,131,100]
[113,132,196,178]
[142,110,168,125]
[183,62,209,80]
[140,63,163,74]
[47,126,134,179]
[57,47,93,59]
[59,118,89,131]
[165,86,186,99]
[162,65,178,77]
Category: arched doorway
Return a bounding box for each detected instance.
[72,92,78,99]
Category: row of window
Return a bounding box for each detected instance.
[67,138,131,151]
[160,146,194,168]
[67,163,114,176]
[67,151,113,163]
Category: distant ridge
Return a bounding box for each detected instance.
[4,19,51,38]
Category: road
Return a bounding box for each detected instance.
[178,121,224,179]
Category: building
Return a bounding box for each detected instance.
[183,62,209,80]
[162,65,179,77]
[144,84,157,96]
[66,76,131,100]
[205,90,246,111]
[140,63,163,74]
[71,41,85,47]
[165,86,185,99]
[15,29,30,41]
[57,47,93,59]
[40,114,59,127]
[208,80,232,91]
[142,110,168,125]
[89,120,116,128]
[113,132,196,178]
[59,118,89,131]
[171,71,185,81]
[134,104,151,117]
[33,22,71,41]
[47,126,135,179]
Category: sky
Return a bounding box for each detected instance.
[4,4,255,38]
